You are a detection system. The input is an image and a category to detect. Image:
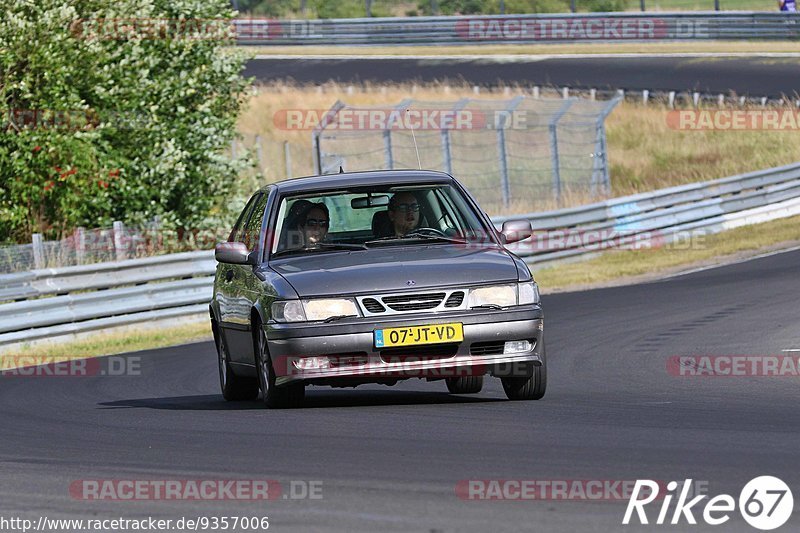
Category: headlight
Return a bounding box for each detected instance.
[468,284,516,307]
[468,282,540,308]
[272,298,359,323]
[272,300,306,322]
[518,282,540,305]
[302,298,359,321]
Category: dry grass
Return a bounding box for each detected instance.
[239,41,800,57]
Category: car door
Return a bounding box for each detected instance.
[225,191,270,365]
[217,193,260,362]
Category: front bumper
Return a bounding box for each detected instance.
[266,307,544,386]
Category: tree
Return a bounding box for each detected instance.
[0,0,250,243]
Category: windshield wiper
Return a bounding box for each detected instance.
[315,242,367,251]
[271,243,366,258]
[365,233,467,247]
[323,314,358,323]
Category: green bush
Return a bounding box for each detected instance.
[0,0,250,243]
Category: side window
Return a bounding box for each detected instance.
[228,194,259,243]
[241,193,269,251]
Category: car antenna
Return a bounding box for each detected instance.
[339,166,344,173]
[406,108,422,169]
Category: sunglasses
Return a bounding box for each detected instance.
[304,218,329,228]
[391,203,420,213]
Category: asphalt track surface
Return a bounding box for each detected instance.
[2,248,800,532]
[245,56,800,98]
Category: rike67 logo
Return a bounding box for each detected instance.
[623,476,793,530]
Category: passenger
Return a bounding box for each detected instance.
[300,202,329,245]
[280,199,313,249]
[387,192,420,237]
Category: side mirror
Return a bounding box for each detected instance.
[500,219,533,244]
[215,242,253,265]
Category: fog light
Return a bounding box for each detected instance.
[292,356,330,370]
[503,340,532,354]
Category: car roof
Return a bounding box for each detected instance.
[265,169,455,194]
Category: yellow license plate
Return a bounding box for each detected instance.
[374,323,463,348]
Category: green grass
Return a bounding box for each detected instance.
[533,214,800,290]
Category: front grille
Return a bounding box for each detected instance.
[380,343,458,363]
[382,292,445,311]
[470,341,505,356]
[362,298,385,314]
[444,291,465,307]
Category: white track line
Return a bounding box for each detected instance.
[255,53,800,61]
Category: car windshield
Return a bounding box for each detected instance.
[270,184,495,257]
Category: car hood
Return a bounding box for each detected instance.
[270,245,517,297]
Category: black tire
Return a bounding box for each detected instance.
[215,325,259,401]
[501,344,547,401]
[445,376,483,394]
[254,323,305,409]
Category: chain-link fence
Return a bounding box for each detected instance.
[313,95,620,215]
[0,221,229,274]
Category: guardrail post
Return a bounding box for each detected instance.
[75,227,86,265]
[549,99,574,206]
[497,96,524,210]
[31,233,44,269]
[284,140,292,178]
[113,221,126,262]
[668,91,676,109]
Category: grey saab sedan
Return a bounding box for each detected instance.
[210,170,545,408]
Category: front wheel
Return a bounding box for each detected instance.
[501,344,547,401]
[255,324,305,409]
[216,326,258,401]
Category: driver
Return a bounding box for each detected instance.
[387,192,420,237]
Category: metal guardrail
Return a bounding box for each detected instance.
[496,162,800,264]
[234,12,800,45]
[2,161,800,346]
[0,251,214,347]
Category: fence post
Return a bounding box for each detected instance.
[441,99,469,175]
[548,99,574,206]
[32,233,44,269]
[76,227,86,265]
[284,140,292,178]
[496,96,525,210]
[255,135,264,173]
[113,221,126,262]
[591,96,623,198]
[383,130,394,169]
[384,99,412,170]
[312,131,322,175]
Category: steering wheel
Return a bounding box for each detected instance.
[405,227,448,238]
